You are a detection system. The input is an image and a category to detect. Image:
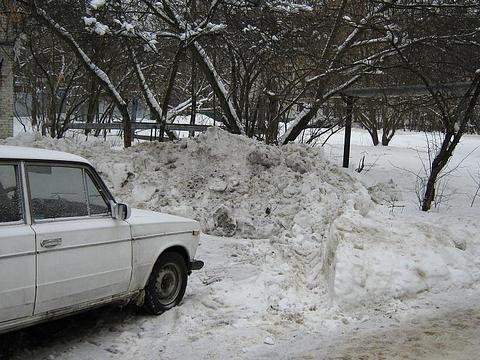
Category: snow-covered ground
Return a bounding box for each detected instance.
[324,129,480,215]
[1,127,479,359]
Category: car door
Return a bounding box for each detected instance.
[0,162,36,323]
[26,163,132,314]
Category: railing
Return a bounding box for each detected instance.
[66,122,211,132]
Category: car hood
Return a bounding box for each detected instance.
[126,208,200,238]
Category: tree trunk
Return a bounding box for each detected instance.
[422,161,441,211]
[85,82,100,135]
[48,96,56,138]
[421,77,480,211]
[31,89,38,127]
[159,46,184,141]
[368,128,379,146]
[381,129,395,146]
[280,91,324,145]
[119,105,132,148]
[190,42,243,134]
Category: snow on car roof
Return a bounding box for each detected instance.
[0,145,91,165]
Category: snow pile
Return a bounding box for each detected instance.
[367,179,403,206]
[3,129,480,311]
[6,129,369,241]
[331,209,480,308]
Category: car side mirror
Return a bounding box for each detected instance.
[110,201,131,220]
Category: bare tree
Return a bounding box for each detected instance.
[19,0,134,147]
[14,0,480,154]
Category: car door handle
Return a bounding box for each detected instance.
[41,238,63,248]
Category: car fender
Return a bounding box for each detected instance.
[128,231,200,292]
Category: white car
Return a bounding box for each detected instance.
[0,145,203,334]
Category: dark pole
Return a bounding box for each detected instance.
[213,37,216,127]
[343,96,354,168]
[189,56,197,138]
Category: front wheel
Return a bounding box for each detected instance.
[142,252,188,315]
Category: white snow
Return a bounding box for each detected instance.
[1,127,479,358]
[82,16,96,26]
[93,22,110,36]
[89,0,106,10]
[270,3,313,13]
[122,21,134,33]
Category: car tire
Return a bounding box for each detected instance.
[142,252,188,315]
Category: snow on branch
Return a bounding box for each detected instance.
[89,0,107,10]
[330,1,398,66]
[279,74,361,145]
[130,47,163,118]
[32,4,127,107]
[179,22,227,43]
[194,41,245,134]
[351,35,393,48]
[278,107,311,145]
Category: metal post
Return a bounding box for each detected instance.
[343,96,354,168]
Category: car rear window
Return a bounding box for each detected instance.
[0,164,23,223]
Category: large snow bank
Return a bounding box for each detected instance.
[7,129,370,239]
[3,129,480,311]
[331,209,480,308]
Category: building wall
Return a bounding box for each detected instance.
[0,45,13,139]
[0,11,14,139]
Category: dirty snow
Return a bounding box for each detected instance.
[1,127,480,358]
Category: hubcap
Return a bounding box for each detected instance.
[155,263,181,305]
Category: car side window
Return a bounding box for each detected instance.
[85,172,109,215]
[28,165,88,220]
[0,164,23,223]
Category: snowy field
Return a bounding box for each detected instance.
[1,127,480,359]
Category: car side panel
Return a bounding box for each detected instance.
[32,218,132,314]
[0,224,36,323]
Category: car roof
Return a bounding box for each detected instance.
[0,145,92,165]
